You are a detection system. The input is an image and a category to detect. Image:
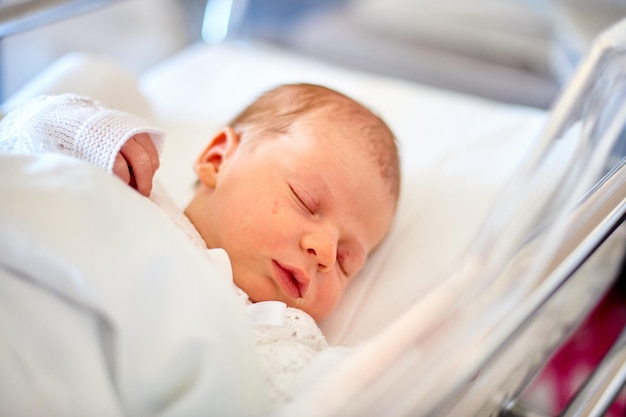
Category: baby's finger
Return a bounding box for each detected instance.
[113,153,131,184]
[133,133,160,172]
[120,138,154,196]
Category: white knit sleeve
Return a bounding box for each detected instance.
[0,94,164,172]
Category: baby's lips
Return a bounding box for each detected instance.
[288,266,311,298]
[273,261,306,299]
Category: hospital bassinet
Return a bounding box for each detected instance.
[1,1,626,416]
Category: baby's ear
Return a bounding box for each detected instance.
[195,126,240,188]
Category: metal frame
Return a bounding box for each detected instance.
[503,326,626,417]
[0,0,125,100]
[0,0,125,38]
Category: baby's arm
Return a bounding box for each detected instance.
[0,94,164,196]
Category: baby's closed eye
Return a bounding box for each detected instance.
[337,248,358,277]
[289,184,318,215]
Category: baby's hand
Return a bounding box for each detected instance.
[113,133,160,196]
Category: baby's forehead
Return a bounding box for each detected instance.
[294,114,398,195]
[241,98,399,202]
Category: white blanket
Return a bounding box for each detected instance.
[0,153,270,417]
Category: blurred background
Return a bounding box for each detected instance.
[1,0,625,108]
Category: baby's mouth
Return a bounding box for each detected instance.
[272,261,310,299]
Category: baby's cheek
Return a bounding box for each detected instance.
[248,199,291,248]
[271,199,280,215]
[311,276,345,319]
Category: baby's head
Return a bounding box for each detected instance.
[185,83,399,321]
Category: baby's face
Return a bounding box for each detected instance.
[189,122,395,321]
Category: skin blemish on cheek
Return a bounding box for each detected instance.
[272,199,280,215]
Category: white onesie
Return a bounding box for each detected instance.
[0,93,332,407]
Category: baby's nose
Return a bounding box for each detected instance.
[302,230,337,272]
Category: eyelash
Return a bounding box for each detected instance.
[338,262,348,276]
[337,252,349,276]
[290,185,315,215]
